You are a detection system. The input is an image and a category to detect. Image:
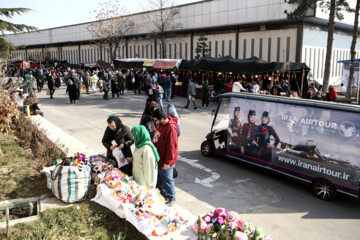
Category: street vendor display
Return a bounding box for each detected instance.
[193,207,274,240]
[42,152,190,239]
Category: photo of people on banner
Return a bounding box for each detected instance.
[228,107,280,162]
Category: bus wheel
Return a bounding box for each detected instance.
[312,179,337,201]
[201,140,214,157]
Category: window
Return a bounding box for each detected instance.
[180,43,182,58]
[251,39,254,57]
[185,43,188,59]
[174,44,177,59]
[142,46,144,58]
[259,38,263,59]
[243,39,246,59]
[286,37,290,62]
[222,40,225,57]
[146,45,149,58]
[209,41,212,57]
[277,37,281,62]
[169,44,172,58]
[229,40,232,56]
[215,41,218,58]
[268,38,271,62]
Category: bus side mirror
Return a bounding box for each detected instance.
[211,110,215,117]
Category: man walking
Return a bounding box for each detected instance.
[184,78,197,109]
[152,109,178,207]
[164,73,172,102]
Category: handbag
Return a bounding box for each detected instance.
[132,77,135,84]
[173,167,178,178]
[46,89,50,95]
[191,96,195,102]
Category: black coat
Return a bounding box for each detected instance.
[102,118,134,159]
[66,83,77,101]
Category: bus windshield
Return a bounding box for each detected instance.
[212,97,231,132]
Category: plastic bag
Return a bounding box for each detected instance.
[112,148,129,168]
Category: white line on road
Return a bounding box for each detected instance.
[103,109,116,114]
[178,155,220,188]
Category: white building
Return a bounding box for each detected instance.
[4,0,360,85]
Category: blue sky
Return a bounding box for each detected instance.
[2,0,200,30]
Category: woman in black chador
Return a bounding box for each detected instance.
[66,79,77,103]
[257,111,280,162]
[228,106,242,150]
[239,110,258,157]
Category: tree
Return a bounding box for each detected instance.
[0,37,15,59]
[286,0,350,92]
[86,0,134,62]
[195,34,211,59]
[0,8,37,34]
[143,0,181,58]
[346,0,360,100]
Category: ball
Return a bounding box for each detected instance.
[252,227,265,240]
[226,211,240,223]
[202,214,212,224]
[213,207,227,219]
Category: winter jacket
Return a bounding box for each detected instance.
[187,82,196,96]
[132,145,158,188]
[152,118,178,168]
[102,118,134,158]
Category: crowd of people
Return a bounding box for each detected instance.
[227,76,338,101]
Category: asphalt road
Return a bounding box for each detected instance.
[36,86,360,240]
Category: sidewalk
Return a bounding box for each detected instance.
[30,114,208,239]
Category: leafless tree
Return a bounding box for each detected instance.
[86,0,134,62]
[143,0,181,58]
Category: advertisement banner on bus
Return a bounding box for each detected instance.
[226,97,360,196]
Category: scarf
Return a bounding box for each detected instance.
[132,125,160,168]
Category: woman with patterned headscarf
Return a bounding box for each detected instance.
[130,125,159,188]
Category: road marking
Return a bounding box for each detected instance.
[178,155,220,188]
[103,109,116,114]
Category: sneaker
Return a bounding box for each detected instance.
[194,107,197,110]
[165,199,175,207]
[184,106,188,108]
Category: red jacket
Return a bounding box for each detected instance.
[329,87,337,101]
[152,118,178,168]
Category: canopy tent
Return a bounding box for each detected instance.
[113,58,147,69]
[178,56,276,74]
[178,56,310,97]
[113,58,182,70]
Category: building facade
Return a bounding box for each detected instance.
[4,0,360,85]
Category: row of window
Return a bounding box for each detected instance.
[11,36,294,65]
[304,47,360,79]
